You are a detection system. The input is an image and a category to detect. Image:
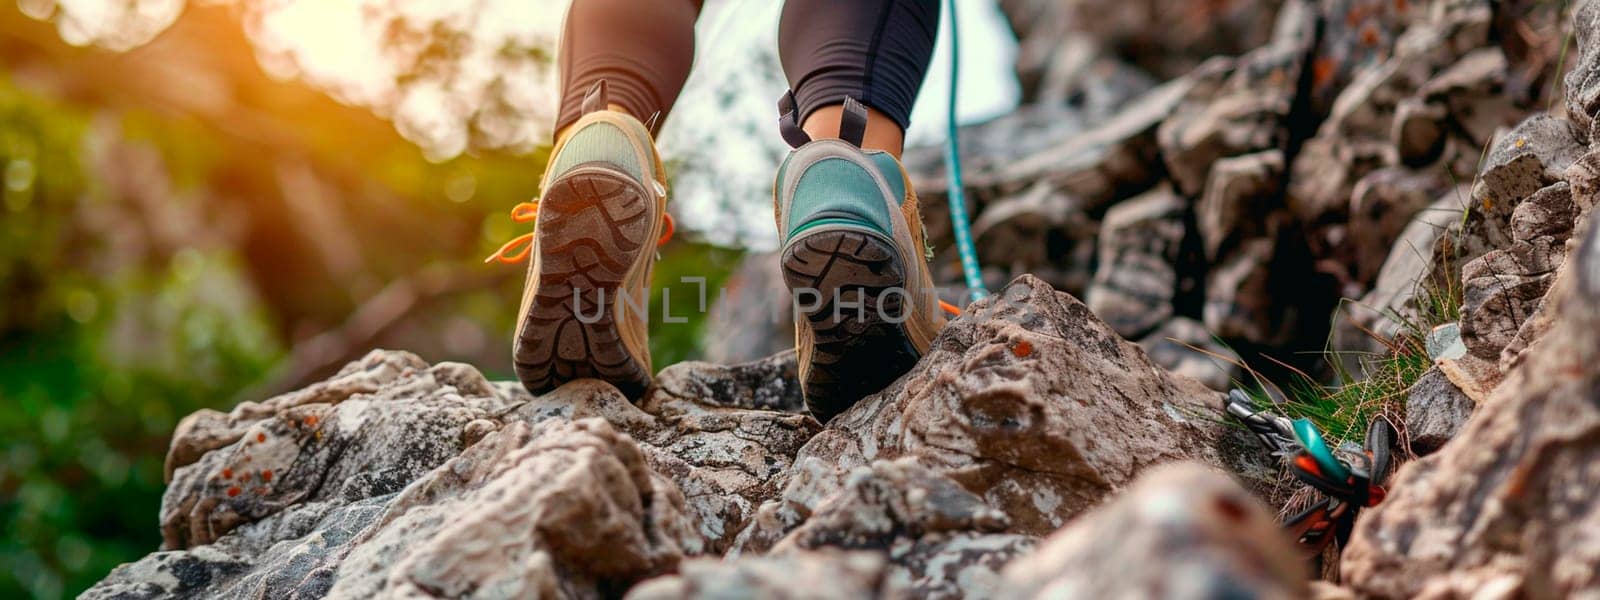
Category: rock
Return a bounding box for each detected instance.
[1037,39,1159,111]
[161,350,437,482]
[1458,235,1564,359]
[1085,185,1186,338]
[87,349,829,598]
[1566,148,1600,237]
[94,417,701,599]
[626,551,890,599]
[1310,581,1359,600]
[1197,150,1284,261]
[1510,182,1578,243]
[331,419,698,598]
[1403,367,1475,455]
[619,355,818,552]
[1343,218,1600,598]
[1205,237,1295,346]
[1282,4,1529,300]
[1426,322,1467,361]
[1348,167,1450,286]
[1417,48,1515,147]
[1158,46,1297,197]
[1137,317,1242,393]
[1453,178,1585,369]
[1354,192,1468,341]
[997,0,1283,86]
[905,106,1085,200]
[773,459,1010,554]
[999,463,1307,599]
[880,533,1037,599]
[1393,98,1449,166]
[736,275,1273,549]
[1564,0,1600,131]
[702,252,792,365]
[1466,116,1587,254]
[996,75,1191,213]
[647,349,805,413]
[1285,135,1379,232]
[1302,0,1422,114]
[912,77,1188,275]
[971,181,1099,295]
[772,459,1034,598]
[158,353,513,549]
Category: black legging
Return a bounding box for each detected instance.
[556,0,940,136]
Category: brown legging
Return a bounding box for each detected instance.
[555,0,941,136]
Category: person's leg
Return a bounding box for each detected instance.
[555,0,702,136]
[496,0,701,398]
[772,0,947,422]
[779,0,941,156]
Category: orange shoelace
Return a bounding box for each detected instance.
[484,200,675,264]
[939,299,962,316]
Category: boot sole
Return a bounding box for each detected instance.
[514,164,654,398]
[780,227,920,423]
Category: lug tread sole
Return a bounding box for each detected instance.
[781,228,918,422]
[514,165,653,398]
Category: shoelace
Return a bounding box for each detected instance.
[938,299,961,316]
[484,200,675,264]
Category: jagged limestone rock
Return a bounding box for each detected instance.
[1205,236,1295,346]
[1458,235,1564,360]
[1343,218,1600,598]
[971,181,1099,295]
[626,356,820,552]
[999,463,1307,599]
[1509,182,1578,243]
[1565,0,1600,132]
[327,419,699,598]
[1158,47,1297,197]
[1137,317,1242,393]
[1348,167,1451,286]
[735,275,1272,550]
[1354,192,1468,341]
[626,551,891,599]
[1086,185,1186,338]
[158,353,512,549]
[1418,47,1516,147]
[95,417,701,599]
[910,79,1189,288]
[88,349,822,598]
[1465,115,1587,254]
[997,0,1282,85]
[772,459,1010,554]
[1197,150,1285,261]
[1403,367,1476,456]
[768,459,1033,598]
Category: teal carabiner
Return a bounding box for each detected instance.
[1292,419,1351,482]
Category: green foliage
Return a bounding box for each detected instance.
[0,78,283,600]
[0,71,739,600]
[1243,333,1432,445]
[648,240,746,368]
[1236,255,1464,448]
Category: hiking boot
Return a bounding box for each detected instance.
[486,81,671,398]
[773,133,949,423]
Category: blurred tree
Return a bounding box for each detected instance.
[0,2,741,598]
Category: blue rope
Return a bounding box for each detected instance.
[941,0,987,301]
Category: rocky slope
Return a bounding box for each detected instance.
[89,0,1600,597]
[86,276,1277,599]
[903,0,1568,388]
